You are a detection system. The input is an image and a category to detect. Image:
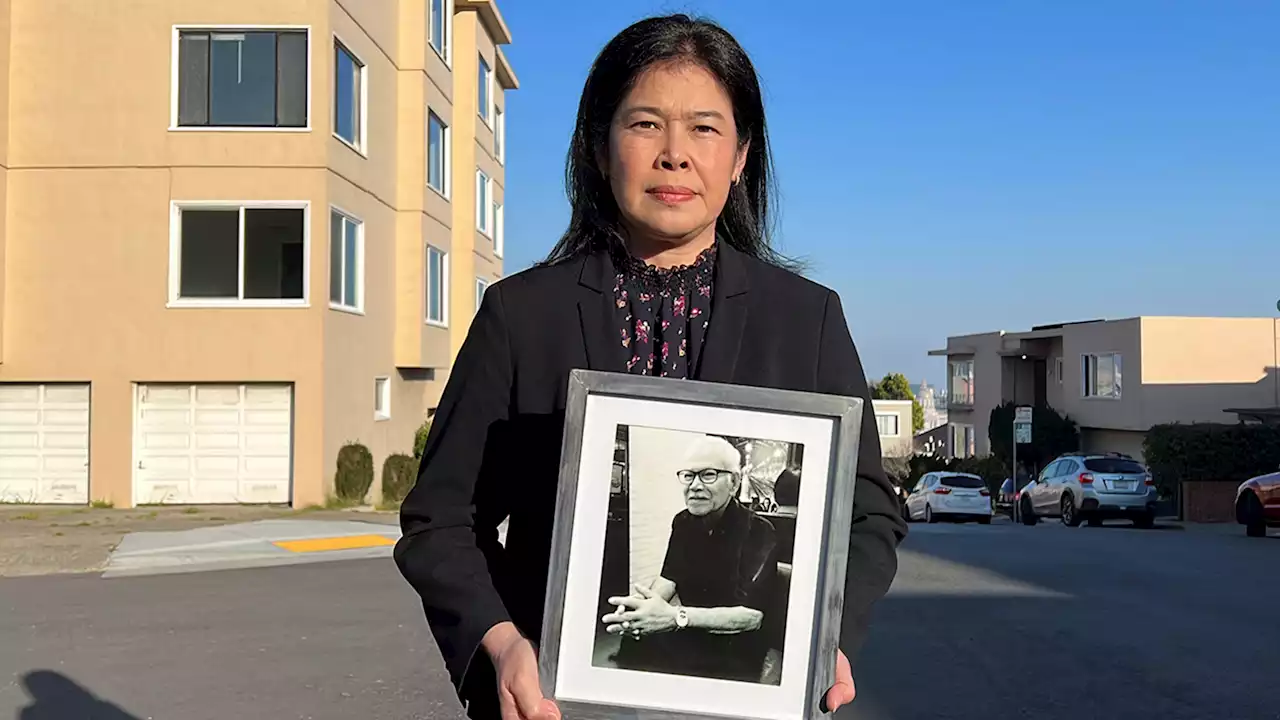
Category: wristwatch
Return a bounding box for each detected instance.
[675,608,689,630]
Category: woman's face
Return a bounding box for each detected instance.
[602,60,749,252]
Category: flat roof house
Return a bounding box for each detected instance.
[930,317,1280,462]
[0,0,517,508]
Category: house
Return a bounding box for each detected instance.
[872,399,914,458]
[929,317,1280,462]
[0,0,517,508]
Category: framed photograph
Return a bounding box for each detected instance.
[539,369,864,720]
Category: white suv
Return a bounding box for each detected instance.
[1018,452,1157,528]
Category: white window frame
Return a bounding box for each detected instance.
[493,202,504,258]
[328,206,364,314]
[1054,356,1064,385]
[476,169,493,236]
[168,200,311,309]
[948,359,975,406]
[374,376,391,421]
[478,53,493,125]
[428,0,454,66]
[169,25,313,132]
[875,412,901,438]
[425,245,449,327]
[1082,352,1123,400]
[427,108,451,198]
[494,104,505,163]
[475,277,490,314]
[332,36,368,155]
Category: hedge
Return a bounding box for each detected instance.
[334,442,374,503]
[905,453,1009,494]
[381,453,418,506]
[1143,423,1280,491]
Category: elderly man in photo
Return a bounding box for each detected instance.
[602,434,782,683]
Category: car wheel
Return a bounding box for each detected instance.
[1061,494,1082,527]
[925,504,936,524]
[1240,492,1266,537]
[1020,497,1037,526]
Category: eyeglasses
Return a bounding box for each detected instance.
[676,468,735,485]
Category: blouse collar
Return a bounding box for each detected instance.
[615,242,718,291]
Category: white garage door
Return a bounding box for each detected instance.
[0,383,91,504]
[134,383,293,505]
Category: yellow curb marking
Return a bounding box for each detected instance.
[273,534,397,553]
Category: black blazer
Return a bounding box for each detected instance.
[394,242,908,713]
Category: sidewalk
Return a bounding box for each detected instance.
[0,505,398,578]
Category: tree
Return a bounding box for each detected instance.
[987,402,1080,476]
[870,372,925,433]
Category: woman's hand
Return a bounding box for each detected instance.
[483,624,560,720]
[602,583,677,637]
[823,650,856,713]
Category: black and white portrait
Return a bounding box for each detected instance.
[543,379,853,719]
[591,425,804,685]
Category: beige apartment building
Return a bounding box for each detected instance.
[931,317,1280,462]
[871,399,914,458]
[0,0,517,508]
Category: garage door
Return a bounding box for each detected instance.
[134,383,293,505]
[0,383,91,504]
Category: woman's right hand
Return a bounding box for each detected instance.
[485,623,561,720]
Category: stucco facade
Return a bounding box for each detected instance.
[931,317,1280,462]
[0,0,517,508]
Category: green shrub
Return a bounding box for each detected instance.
[381,453,419,506]
[904,453,1008,495]
[334,442,374,503]
[987,402,1080,471]
[1143,423,1280,494]
[413,419,433,460]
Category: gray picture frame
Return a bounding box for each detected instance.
[538,368,864,720]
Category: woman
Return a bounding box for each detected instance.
[395,13,908,720]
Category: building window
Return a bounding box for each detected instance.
[875,413,900,437]
[493,203,504,258]
[475,277,490,313]
[427,110,450,195]
[950,423,975,459]
[429,0,451,62]
[494,105,505,162]
[949,359,975,405]
[478,54,492,124]
[329,209,362,312]
[171,203,307,305]
[426,246,448,326]
[333,40,365,151]
[476,170,492,235]
[1054,357,1064,385]
[374,377,391,420]
[175,28,308,129]
[1082,353,1122,399]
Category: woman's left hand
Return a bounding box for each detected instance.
[602,584,676,638]
[823,650,856,713]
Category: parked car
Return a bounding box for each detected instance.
[1235,468,1280,538]
[1018,452,1157,528]
[905,472,993,524]
[997,473,1034,516]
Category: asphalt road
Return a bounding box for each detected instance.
[2,519,1276,720]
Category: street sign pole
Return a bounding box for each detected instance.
[1012,406,1033,517]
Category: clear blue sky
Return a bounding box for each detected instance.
[497,1,1279,387]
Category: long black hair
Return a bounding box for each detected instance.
[540,14,797,270]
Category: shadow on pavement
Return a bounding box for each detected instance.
[16,670,141,720]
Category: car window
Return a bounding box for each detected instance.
[1083,458,1146,474]
[940,474,985,489]
[1040,461,1060,479]
[1056,460,1077,477]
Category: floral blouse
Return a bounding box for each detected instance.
[613,244,716,379]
